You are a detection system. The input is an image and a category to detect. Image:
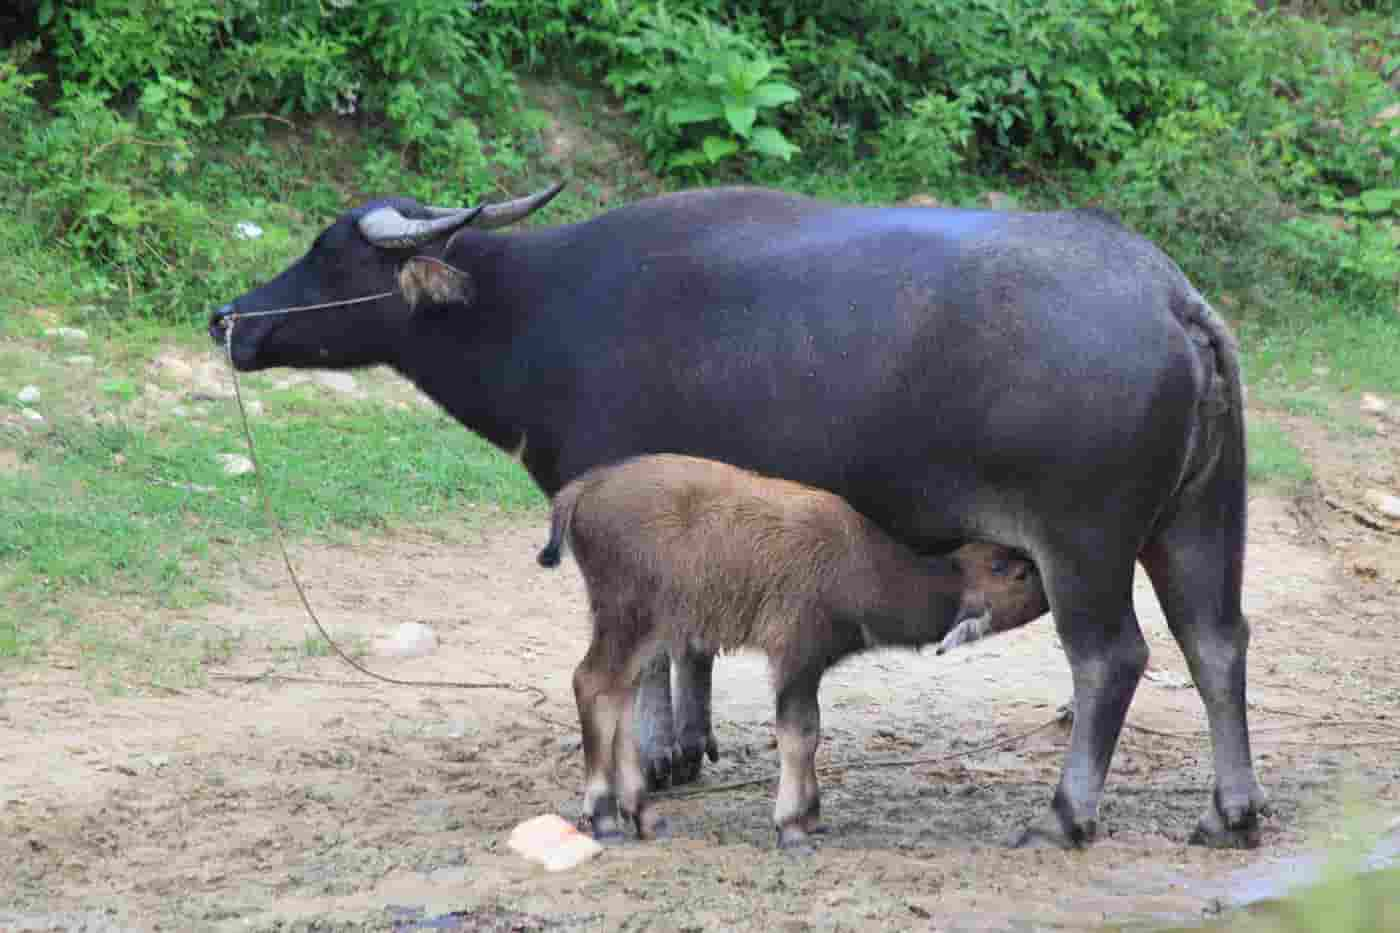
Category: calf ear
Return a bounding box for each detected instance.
[398,256,475,312]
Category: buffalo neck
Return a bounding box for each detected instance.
[389,229,569,493]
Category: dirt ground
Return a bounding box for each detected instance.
[3,405,1400,932]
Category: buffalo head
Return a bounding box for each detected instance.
[208,183,565,371]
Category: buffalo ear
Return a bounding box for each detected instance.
[398,256,475,312]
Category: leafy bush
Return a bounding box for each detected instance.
[599,5,801,172]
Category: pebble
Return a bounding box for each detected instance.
[1363,490,1400,521]
[217,453,255,476]
[315,371,359,395]
[21,408,44,423]
[375,622,438,659]
[45,326,89,342]
[234,221,264,241]
[66,355,95,366]
[1360,393,1389,415]
[17,385,40,404]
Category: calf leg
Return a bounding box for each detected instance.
[1142,500,1266,848]
[615,683,668,839]
[772,668,824,849]
[1013,547,1147,849]
[573,638,627,840]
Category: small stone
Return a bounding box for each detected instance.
[45,326,89,342]
[245,400,264,416]
[1312,367,1331,378]
[172,405,190,417]
[21,408,44,423]
[153,353,194,383]
[234,221,264,241]
[375,622,438,659]
[112,454,126,467]
[557,735,582,754]
[315,371,359,395]
[899,193,942,208]
[17,385,40,404]
[217,453,255,476]
[66,355,95,366]
[1363,490,1400,521]
[1360,393,1389,415]
[979,191,1017,211]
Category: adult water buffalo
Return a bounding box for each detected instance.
[209,184,1265,849]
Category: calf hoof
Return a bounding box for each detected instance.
[1190,791,1265,849]
[588,818,626,843]
[777,826,818,853]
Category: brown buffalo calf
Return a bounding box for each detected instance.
[539,454,1047,848]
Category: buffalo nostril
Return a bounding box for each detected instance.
[208,304,234,340]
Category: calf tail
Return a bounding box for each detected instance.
[538,479,585,568]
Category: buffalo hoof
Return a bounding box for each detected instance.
[650,733,719,790]
[1009,812,1095,850]
[1189,791,1267,849]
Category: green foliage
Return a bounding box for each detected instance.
[872,91,977,190]
[599,5,801,172]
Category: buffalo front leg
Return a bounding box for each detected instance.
[1013,551,1147,849]
[635,648,719,789]
[671,646,719,785]
[1142,494,1267,848]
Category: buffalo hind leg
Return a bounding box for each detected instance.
[1142,502,1266,848]
[634,651,679,790]
[1013,549,1147,849]
[672,646,719,785]
[772,667,825,850]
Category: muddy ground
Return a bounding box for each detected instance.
[3,403,1400,932]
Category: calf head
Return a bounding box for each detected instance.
[941,542,1049,654]
[208,183,564,371]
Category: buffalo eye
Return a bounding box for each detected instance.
[990,557,1010,575]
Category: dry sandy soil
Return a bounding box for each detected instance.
[2,403,1399,932]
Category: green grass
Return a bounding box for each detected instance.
[0,330,541,676]
[1247,420,1314,490]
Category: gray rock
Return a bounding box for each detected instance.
[17,385,40,404]
[1360,393,1389,415]
[375,621,438,658]
[20,408,44,423]
[45,326,89,342]
[217,453,255,476]
[1364,490,1400,521]
[315,371,359,395]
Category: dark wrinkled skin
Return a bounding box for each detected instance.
[210,186,1266,849]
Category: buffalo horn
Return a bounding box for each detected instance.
[470,181,567,230]
[357,205,484,249]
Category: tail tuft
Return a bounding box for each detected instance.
[537,540,562,568]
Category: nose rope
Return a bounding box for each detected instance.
[219,316,551,704]
[221,290,397,321]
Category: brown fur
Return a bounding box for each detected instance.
[541,454,1045,846]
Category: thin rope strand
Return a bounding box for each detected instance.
[223,319,547,705]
